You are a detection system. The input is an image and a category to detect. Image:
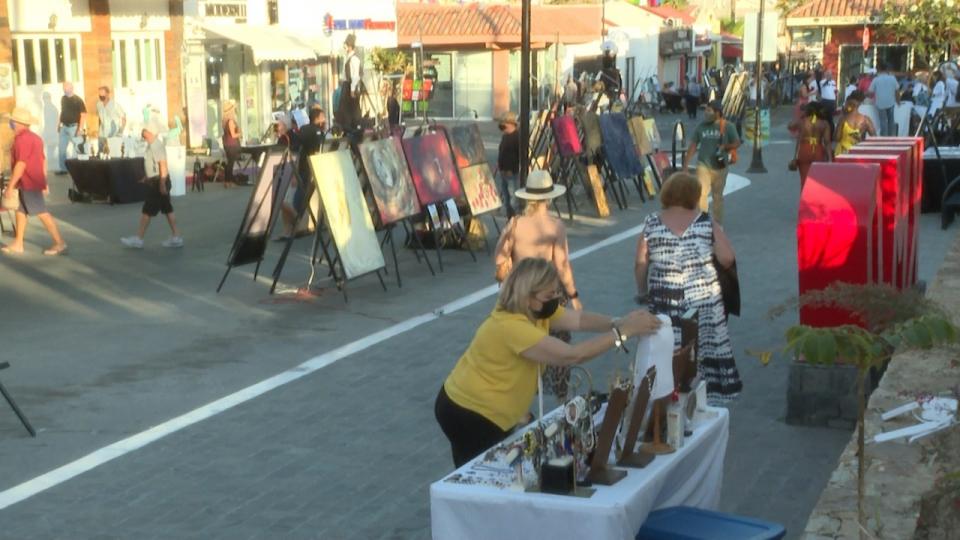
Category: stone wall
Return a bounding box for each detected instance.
[803,234,960,539]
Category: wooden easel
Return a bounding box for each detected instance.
[586,385,629,486]
[617,367,656,468]
[0,362,35,437]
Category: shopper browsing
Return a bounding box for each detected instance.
[681,100,740,224]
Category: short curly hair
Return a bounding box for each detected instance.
[659,172,702,210]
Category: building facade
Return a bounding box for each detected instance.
[1,0,183,163]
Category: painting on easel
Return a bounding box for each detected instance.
[459,164,501,216]
[599,113,645,179]
[449,124,487,168]
[551,115,582,158]
[402,133,464,206]
[628,116,652,156]
[309,150,385,279]
[585,164,610,218]
[359,137,421,225]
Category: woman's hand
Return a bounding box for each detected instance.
[569,297,583,311]
[617,310,662,338]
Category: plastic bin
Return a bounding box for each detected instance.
[636,507,786,540]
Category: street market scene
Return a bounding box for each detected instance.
[1,0,960,539]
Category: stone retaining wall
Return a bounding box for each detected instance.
[803,234,960,540]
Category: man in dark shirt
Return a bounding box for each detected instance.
[57,81,86,174]
[496,111,520,217]
[280,106,327,237]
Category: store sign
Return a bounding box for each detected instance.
[323,13,396,32]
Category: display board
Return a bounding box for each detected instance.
[551,115,582,158]
[359,136,421,225]
[449,124,487,168]
[227,150,295,267]
[459,163,501,216]
[402,133,464,206]
[599,113,645,179]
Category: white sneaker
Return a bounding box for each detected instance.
[161,236,184,248]
[121,236,144,249]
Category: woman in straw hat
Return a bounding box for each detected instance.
[1,107,68,255]
[221,100,241,186]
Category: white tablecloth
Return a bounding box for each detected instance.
[430,407,729,540]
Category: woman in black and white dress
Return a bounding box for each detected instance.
[634,172,742,403]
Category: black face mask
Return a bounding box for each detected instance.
[533,297,560,320]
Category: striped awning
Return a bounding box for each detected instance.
[201,24,322,64]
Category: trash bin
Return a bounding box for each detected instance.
[636,506,786,540]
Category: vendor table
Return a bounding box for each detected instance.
[922,146,960,213]
[65,157,147,204]
[430,406,729,540]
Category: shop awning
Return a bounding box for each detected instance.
[722,43,743,58]
[201,24,322,64]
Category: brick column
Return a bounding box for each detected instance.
[165,0,184,125]
[492,48,510,118]
[0,0,14,114]
[81,0,113,135]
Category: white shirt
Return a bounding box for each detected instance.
[946,77,959,107]
[807,80,819,101]
[930,80,947,114]
[844,84,857,101]
[820,79,837,101]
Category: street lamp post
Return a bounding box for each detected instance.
[519,0,531,188]
[747,0,767,174]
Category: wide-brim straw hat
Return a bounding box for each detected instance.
[223,100,237,115]
[143,117,167,135]
[499,111,518,128]
[515,170,566,201]
[7,107,37,126]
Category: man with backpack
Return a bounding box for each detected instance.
[682,100,741,224]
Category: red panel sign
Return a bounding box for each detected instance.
[798,163,882,328]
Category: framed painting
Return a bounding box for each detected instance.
[643,118,661,151]
[628,116,652,156]
[576,109,603,155]
[599,113,645,179]
[459,163,502,216]
[449,124,487,168]
[402,133,463,206]
[359,137,421,225]
[227,150,295,267]
[309,150,385,280]
[585,163,610,218]
[551,115,582,158]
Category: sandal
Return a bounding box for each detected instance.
[43,244,68,256]
[1,245,24,255]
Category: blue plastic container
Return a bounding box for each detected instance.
[636,506,786,540]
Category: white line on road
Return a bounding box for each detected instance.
[0,177,752,511]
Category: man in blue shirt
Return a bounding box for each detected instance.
[868,62,900,136]
[682,100,740,224]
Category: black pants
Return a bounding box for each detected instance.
[434,386,509,468]
[685,95,700,118]
[336,82,361,135]
[223,144,241,183]
[821,99,836,134]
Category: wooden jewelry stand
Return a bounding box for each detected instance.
[617,367,656,468]
[587,386,629,486]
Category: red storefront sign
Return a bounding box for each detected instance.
[798,162,882,327]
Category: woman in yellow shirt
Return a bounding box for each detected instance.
[834,91,876,157]
[435,257,662,467]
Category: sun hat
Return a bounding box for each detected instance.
[515,170,566,201]
[223,100,237,115]
[499,111,518,129]
[8,107,37,126]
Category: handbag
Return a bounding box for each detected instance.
[712,223,741,317]
[1,186,19,211]
[718,119,738,165]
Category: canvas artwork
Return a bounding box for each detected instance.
[599,113,645,179]
[628,116,651,156]
[650,151,672,184]
[402,133,463,206]
[309,150,385,280]
[551,115,582,158]
[359,137,421,225]
[459,164,501,216]
[643,119,661,151]
[577,110,603,155]
[584,163,610,218]
[227,150,295,267]
[449,124,487,168]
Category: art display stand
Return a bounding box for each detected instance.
[308,198,388,302]
[421,201,478,273]
[269,175,320,295]
[617,367,656,468]
[587,385,629,486]
[0,361,35,437]
[218,149,295,293]
[594,151,630,211]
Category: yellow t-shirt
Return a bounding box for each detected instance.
[444,306,565,431]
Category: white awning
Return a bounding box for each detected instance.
[201,24,322,64]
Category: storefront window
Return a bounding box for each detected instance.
[454,51,492,119]
[839,44,912,85]
[426,52,454,118]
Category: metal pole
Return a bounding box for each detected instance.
[520,0,531,187]
[747,0,767,174]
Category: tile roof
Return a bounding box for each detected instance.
[637,5,698,26]
[397,2,602,47]
[786,0,908,21]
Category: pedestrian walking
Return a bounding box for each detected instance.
[819,70,838,133]
[685,77,701,119]
[834,91,876,157]
[96,85,126,153]
[634,172,741,404]
[682,100,740,225]
[496,112,520,217]
[868,62,899,136]
[57,81,86,174]
[791,72,815,137]
[1,108,68,255]
[843,76,858,102]
[789,102,831,187]
[943,68,958,108]
[929,71,947,118]
[120,119,182,249]
[435,257,661,467]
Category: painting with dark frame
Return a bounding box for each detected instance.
[359,137,421,225]
[402,133,464,206]
[599,113,645,179]
[449,124,487,168]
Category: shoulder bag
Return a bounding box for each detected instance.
[718,119,738,166]
[1,185,19,211]
[711,220,741,317]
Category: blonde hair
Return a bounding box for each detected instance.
[497,258,559,320]
[659,172,701,209]
[524,199,549,216]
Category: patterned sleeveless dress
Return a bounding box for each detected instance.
[642,212,742,402]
